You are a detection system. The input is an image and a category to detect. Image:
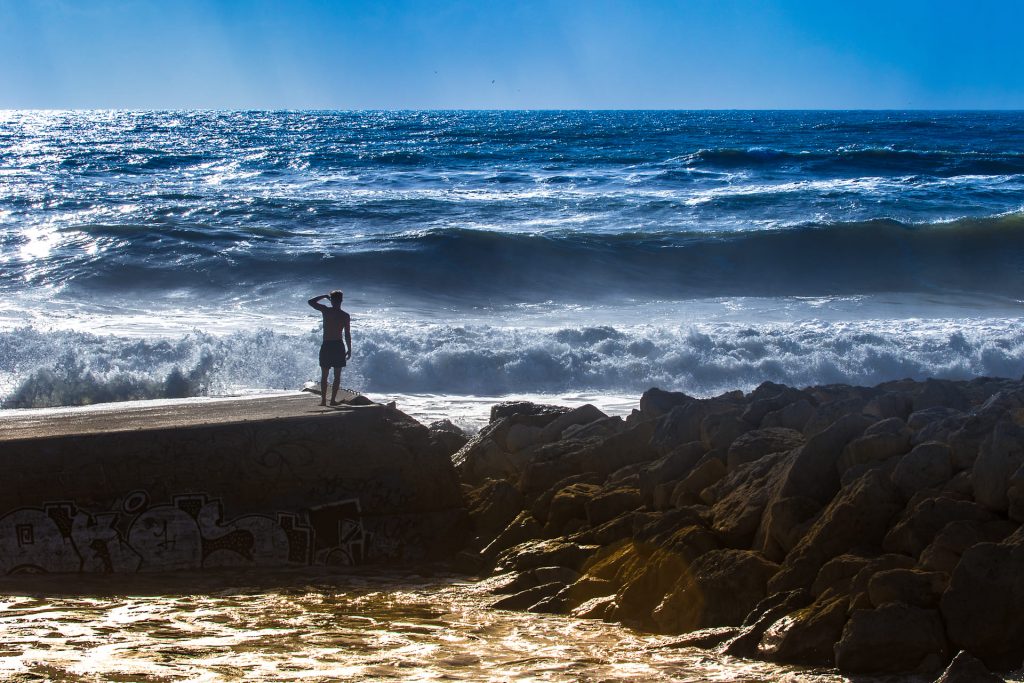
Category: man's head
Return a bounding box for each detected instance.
[330,290,343,307]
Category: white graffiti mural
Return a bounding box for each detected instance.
[0,493,368,574]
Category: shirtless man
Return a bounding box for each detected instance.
[308,290,352,406]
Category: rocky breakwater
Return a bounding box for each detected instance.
[454,378,1024,678]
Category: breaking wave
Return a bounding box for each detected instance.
[2,319,1023,408]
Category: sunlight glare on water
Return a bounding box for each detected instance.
[0,569,855,682]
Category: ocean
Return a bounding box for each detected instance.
[1,110,1023,427]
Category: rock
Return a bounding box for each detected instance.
[546,483,602,534]
[466,479,524,542]
[769,470,902,594]
[741,385,811,427]
[707,451,793,548]
[837,452,900,488]
[801,397,869,437]
[1008,463,1024,523]
[481,511,542,560]
[847,554,917,598]
[780,413,876,506]
[638,442,706,506]
[919,519,1018,574]
[670,457,726,507]
[496,539,599,573]
[907,406,965,431]
[486,570,539,595]
[700,411,751,451]
[973,420,1024,512]
[934,650,1005,683]
[761,399,815,432]
[883,496,994,558]
[726,427,804,471]
[490,401,570,423]
[607,461,646,485]
[530,472,602,525]
[652,549,779,633]
[666,626,743,650]
[585,487,642,527]
[757,495,821,561]
[756,596,850,665]
[652,401,734,453]
[941,541,1024,670]
[811,553,872,599]
[562,415,625,441]
[428,418,469,455]
[639,387,695,419]
[913,378,971,412]
[891,442,954,499]
[838,418,912,473]
[867,568,947,609]
[567,420,659,481]
[505,423,543,451]
[571,595,615,619]
[834,604,948,673]
[863,391,913,420]
[723,589,812,657]
[605,543,700,627]
[491,581,565,611]
[538,404,609,443]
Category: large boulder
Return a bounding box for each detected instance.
[466,479,524,543]
[837,417,912,474]
[639,387,695,420]
[670,456,726,506]
[935,651,1006,683]
[779,413,876,506]
[891,441,954,499]
[756,596,850,665]
[707,451,794,548]
[769,469,902,593]
[867,568,947,609]
[725,427,804,471]
[834,604,949,673]
[538,404,609,443]
[652,549,779,633]
[973,421,1024,512]
[637,441,706,506]
[585,487,642,527]
[761,399,816,432]
[546,482,602,534]
[919,518,1018,574]
[883,495,994,559]
[941,540,1024,670]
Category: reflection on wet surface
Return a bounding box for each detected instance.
[0,568,905,682]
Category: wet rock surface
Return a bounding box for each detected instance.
[456,378,1024,675]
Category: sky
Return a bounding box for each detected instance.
[1,0,1023,109]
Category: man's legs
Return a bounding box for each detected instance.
[319,366,330,406]
[330,366,342,405]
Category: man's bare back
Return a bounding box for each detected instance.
[308,290,352,406]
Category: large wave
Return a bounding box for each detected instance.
[13,214,1024,305]
[3,319,1022,408]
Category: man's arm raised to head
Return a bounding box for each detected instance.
[308,294,330,312]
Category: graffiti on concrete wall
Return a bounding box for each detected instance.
[0,492,368,574]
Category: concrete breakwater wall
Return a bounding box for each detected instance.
[0,395,468,574]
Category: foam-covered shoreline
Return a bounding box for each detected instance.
[454,376,1024,678]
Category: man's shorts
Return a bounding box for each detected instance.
[319,340,348,368]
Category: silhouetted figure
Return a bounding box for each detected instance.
[308,290,352,406]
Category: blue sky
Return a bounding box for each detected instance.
[2,0,1022,109]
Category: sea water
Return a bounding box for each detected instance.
[1,110,1023,426]
[1,111,1023,680]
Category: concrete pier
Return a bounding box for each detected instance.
[0,393,468,574]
